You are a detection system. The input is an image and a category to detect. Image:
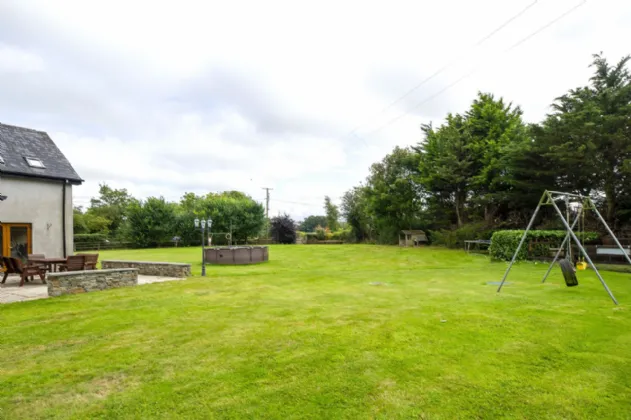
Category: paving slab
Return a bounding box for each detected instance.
[0,274,184,304]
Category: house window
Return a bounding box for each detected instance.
[25,157,45,168]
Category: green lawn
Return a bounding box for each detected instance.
[1,245,631,419]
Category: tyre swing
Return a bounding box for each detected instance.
[558,259,578,287]
[557,202,586,287]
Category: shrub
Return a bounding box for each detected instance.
[429,229,458,248]
[270,213,297,244]
[331,228,353,242]
[314,225,331,240]
[489,230,599,261]
[74,233,109,244]
[429,223,494,249]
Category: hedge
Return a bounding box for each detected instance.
[74,233,109,244]
[489,230,599,261]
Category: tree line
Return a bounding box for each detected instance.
[340,53,631,244]
[74,186,266,247]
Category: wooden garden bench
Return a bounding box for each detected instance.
[1,257,47,287]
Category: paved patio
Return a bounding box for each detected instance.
[0,274,184,304]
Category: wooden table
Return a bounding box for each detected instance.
[28,257,67,272]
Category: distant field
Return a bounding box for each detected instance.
[1,245,630,419]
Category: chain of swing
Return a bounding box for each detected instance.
[564,196,588,271]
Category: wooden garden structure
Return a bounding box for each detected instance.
[399,230,428,247]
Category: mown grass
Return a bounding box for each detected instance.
[1,245,631,419]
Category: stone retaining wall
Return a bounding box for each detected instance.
[47,268,138,297]
[101,260,191,277]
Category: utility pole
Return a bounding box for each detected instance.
[262,187,273,218]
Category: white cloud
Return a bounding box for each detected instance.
[0,44,45,73]
[1,0,631,220]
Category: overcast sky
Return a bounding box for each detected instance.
[1,0,630,220]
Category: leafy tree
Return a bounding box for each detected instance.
[177,191,265,244]
[73,207,88,234]
[203,192,265,244]
[179,192,201,213]
[82,213,111,234]
[341,186,373,242]
[88,183,134,236]
[418,93,529,227]
[465,93,529,223]
[270,213,297,244]
[419,115,472,227]
[299,215,328,232]
[493,123,556,226]
[73,206,110,234]
[324,196,340,231]
[124,197,176,248]
[341,53,631,241]
[364,146,423,242]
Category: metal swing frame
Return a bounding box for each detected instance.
[496,190,631,305]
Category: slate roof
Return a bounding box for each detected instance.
[0,123,83,184]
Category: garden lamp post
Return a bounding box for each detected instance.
[194,217,213,277]
[195,218,206,277]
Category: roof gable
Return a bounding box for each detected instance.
[0,123,83,184]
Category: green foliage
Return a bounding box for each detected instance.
[324,196,340,231]
[299,215,328,232]
[418,93,530,227]
[88,183,134,235]
[270,213,297,244]
[187,191,266,244]
[363,147,423,243]
[123,197,177,248]
[82,213,111,234]
[341,186,373,242]
[489,230,599,261]
[330,227,353,242]
[73,207,110,235]
[73,208,88,234]
[76,187,265,248]
[429,223,494,248]
[73,233,109,244]
[341,53,631,242]
[537,53,631,227]
[314,225,329,240]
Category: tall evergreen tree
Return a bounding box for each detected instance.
[539,53,631,225]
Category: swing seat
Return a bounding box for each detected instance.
[576,261,588,271]
[559,259,579,287]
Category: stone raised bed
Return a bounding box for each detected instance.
[101,260,191,277]
[205,246,269,265]
[48,268,138,297]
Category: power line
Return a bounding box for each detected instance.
[362,0,587,138]
[339,0,539,144]
[272,198,319,206]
